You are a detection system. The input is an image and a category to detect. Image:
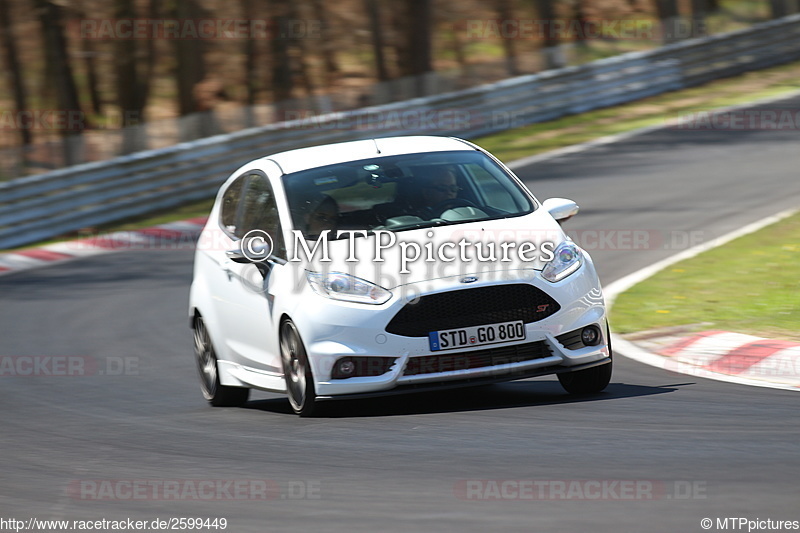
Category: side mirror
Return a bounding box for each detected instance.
[226,237,272,274]
[542,198,579,224]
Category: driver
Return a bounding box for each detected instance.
[420,167,459,208]
[371,166,462,223]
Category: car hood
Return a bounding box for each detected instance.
[291,210,566,290]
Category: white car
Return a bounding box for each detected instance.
[189,136,611,416]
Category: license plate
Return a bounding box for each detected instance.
[429,321,526,351]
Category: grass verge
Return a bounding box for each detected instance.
[474,60,800,162]
[611,212,800,341]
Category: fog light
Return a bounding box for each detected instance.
[581,325,602,346]
[337,359,356,376]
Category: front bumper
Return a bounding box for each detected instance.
[293,264,609,398]
[316,356,612,401]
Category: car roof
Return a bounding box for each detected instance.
[262,136,477,175]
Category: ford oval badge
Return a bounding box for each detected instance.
[460,276,479,284]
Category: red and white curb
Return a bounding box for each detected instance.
[0,217,208,277]
[605,207,800,392]
[622,330,800,390]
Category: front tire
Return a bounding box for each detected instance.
[280,319,318,417]
[558,326,613,394]
[558,360,612,394]
[194,315,250,407]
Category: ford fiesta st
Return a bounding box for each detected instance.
[189,136,612,416]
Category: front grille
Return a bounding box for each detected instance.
[386,284,560,337]
[403,340,552,376]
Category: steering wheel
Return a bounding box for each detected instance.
[429,198,478,217]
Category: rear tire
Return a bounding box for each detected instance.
[280,319,318,417]
[558,325,613,394]
[194,315,250,407]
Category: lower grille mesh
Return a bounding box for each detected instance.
[403,340,552,376]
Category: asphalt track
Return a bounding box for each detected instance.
[1,97,799,532]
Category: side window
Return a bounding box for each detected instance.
[220,177,245,236]
[239,173,286,258]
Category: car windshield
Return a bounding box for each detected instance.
[282,150,535,239]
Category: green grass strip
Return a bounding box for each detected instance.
[611,212,800,341]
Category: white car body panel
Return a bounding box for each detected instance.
[189,136,611,407]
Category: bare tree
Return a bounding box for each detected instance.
[365,0,389,81]
[287,1,316,99]
[399,0,433,96]
[0,0,31,146]
[572,0,590,50]
[768,0,799,17]
[533,0,565,69]
[115,0,156,151]
[170,0,207,117]
[310,0,340,84]
[240,0,259,124]
[33,0,84,165]
[406,0,433,77]
[74,0,102,116]
[449,21,468,76]
[269,0,295,107]
[495,0,520,76]
[654,0,682,43]
[390,2,409,78]
[690,0,707,37]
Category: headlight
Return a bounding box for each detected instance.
[307,271,392,305]
[542,241,583,283]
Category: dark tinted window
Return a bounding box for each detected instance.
[282,150,534,237]
[239,173,286,258]
[220,177,244,235]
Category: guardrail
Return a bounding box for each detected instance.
[2,14,800,250]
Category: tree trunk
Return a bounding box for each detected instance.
[287,1,316,99]
[269,0,294,101]
[171,0,207,117]
[405,0,433,95]
[365,0,390,82]
[391,2,410,80]
[113,0,156,151]
[450,18,468,75]
[0,0,31,146]
[769,0,786,17]
[573,0,590,50]
[33,0,84,165]
[534,0,565,69]
[115,0,139,150]
[690,0,707,37]
[74,1,102,116]
[241,0,258,109]
[495,0,520,76]
[310,0,340,84]
[406,0,433,76]
[654,0,682,43]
